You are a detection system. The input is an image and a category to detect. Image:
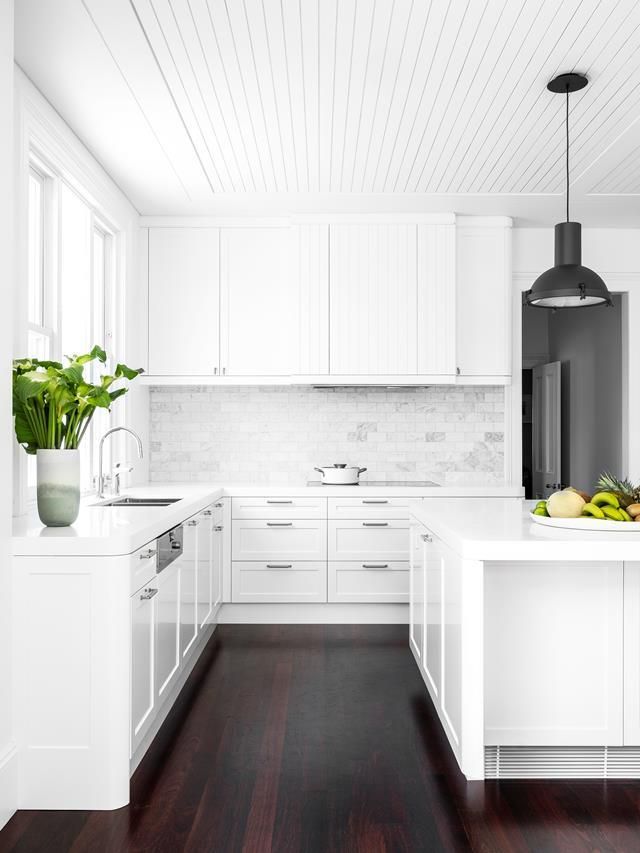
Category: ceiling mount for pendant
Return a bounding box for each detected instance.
[525,72,613,309]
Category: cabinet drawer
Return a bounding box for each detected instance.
[329,561,409,603]
[232,496,325,519]
[328,497,410,519]
[232,561,327,603]
[130,541,159,594]
[232,520,327,561]
[328,520,409,561]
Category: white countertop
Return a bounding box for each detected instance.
[409,498,640,561]
[12,482,524,558]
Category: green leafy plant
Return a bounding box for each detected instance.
[13,345,143,455]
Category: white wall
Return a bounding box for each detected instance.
[0,0,16,831]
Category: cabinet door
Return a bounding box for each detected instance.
[212,519,223,612]
[623,562,640,745]
[197,511,213,630]
[409,526,425,662]
[131,585,156,754]
[417,223,456,375]
[220,227,293,375]
[232,520,327,561]
[329,224,418,374]
[424,533,443,702]
[180,520,199,659]
[155,560,181,705]
[148,228,219,375]
[328,520,410,562]
[456,223,511,376]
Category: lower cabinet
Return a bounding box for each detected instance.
[328,561,408,603]
[130,582,157,754]
[154,559,182,705]
[233,561,326,603]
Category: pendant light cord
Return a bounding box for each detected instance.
[566,85,570,222]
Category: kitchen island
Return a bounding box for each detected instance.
[409,498,640,781]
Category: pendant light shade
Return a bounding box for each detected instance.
[525,73,612,309]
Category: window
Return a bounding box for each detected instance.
[23,157,118,497]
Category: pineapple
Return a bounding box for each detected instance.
[596,472,640,508]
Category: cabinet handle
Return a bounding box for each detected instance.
[203,510,213,516]
[362,522,388,527]
[421,533,432,542]
[266,563,293,569]
[139,548,157,560]
[362,499,388,504]
[214,502,223,508]
[139,587,158,600]
[363,563,389,569]
[266,499,293,504]
[214,366,218,375]
[267,522,293,527]
[188,520,199,527]
[456,366,461,376]
[214,525,223,532]
[222,367,226,375]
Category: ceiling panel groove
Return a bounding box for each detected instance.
[297,0,311,191]
[279,0,300,191]
[128,0,220,193]
[336,0,359,191]
[501,0,633,194]
[347,0,376,192]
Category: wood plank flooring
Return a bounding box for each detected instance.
[2,625,640,853]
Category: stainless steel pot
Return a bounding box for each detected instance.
[313,464,367,485]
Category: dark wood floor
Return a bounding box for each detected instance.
[2,625,640,853]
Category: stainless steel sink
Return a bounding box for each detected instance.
[95,497,181,507]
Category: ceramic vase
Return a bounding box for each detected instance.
[36,449,81,527]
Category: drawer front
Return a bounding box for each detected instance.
[232,561,327,603]
[232,520,327,561]
[329,561,409,603]
[328,520,409,562]
[232,497,326,519]
[328,497,410,520]
[130,541,159,594]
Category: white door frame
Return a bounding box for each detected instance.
[506,272,640,488]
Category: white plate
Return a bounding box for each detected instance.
[530,512,640,532]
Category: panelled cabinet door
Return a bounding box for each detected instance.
[155,560,181,705]
[456,222,512,376]
[329,224,418,374]
[220,227,294,375]
[148,227,219,375]
[197,512,213,630]
[417,224,456,375]
[212,520,223,611]
[624,562,640,744]
[180,521,199,659]
[294,224,329,375]
[130,585,156,755]
[409,525,425,662]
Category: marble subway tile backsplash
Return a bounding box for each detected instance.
[149,386,505,486]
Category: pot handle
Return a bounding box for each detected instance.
[358,467,368,474]
[314,468,324,475]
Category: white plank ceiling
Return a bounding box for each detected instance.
[14,0,640,222]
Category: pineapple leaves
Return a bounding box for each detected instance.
[12,348,144,454]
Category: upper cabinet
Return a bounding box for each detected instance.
[148,227,219,376]
[145,216,511,384]
[220,227,293,376]
[456,220,512,377]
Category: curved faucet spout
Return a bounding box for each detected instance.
[97,427,144,498]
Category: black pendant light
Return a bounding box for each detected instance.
[525,73,612,309]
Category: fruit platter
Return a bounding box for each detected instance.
[530,473,640,532]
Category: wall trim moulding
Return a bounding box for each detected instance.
[140,374,510,388]
[0,741,18,832]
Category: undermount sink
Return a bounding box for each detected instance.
[95,497,181,507]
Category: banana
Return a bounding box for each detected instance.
[591,491,621,509]
[619,508,632,522]
[602,505,625,521]
[582,503,605,519]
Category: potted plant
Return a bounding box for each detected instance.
[13,345,143,527]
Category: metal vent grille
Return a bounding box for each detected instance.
[485,746,640,779]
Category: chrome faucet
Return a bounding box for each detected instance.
[96,427,144,498]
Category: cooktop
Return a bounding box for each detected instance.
[306,480,440,487]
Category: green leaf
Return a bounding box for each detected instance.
[114,363,144,381]
[74,345,107,365]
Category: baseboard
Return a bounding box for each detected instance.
[218,602,409,624]
[0,741,18,832]
[485,745,640,779]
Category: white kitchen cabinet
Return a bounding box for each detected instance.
[328,561,409,603]
[417,223,456,375]
[155,559,181,704]
[484,560,623,746]
[424,532,443,702]
[180,520,198,659]
[295,223,329,375]
[233,561,327,603]
[232,496,326,520]
[130,583,156,754]
[456,220,511,377]
[329,223,418,375]
[232,519,327,561]
[148,227,219,376]
[196,510,213,631]
[409,525,425,663]
[624,562,640,745]
[212,514,223,612]
[328,496,410,520]
[220,227,293,375]
[328,519,410,562]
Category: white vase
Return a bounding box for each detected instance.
[36,449,81,527]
